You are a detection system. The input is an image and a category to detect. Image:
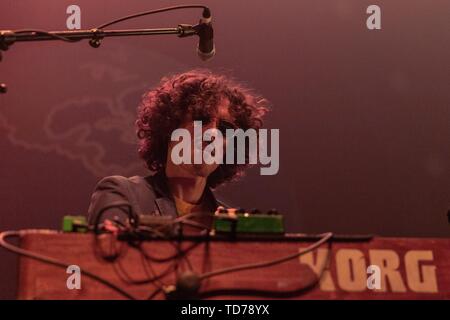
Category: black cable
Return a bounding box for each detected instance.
[0,230,137,300]
[133,219,211,299]
[6,5,209,48]
[138,249,170,289]
[198,239,333,299]
[95,5,208,29]
[92,202,135,262]
[2,199,332,300]
[133,213,333,299]
[11,29,81,42]
[171,215,212,275]
[112,246,175,286]
[92,202,177,290]
[94,204,331,300]
[1,225,333,300]
[199,232,333,280]
[113,255,159,285]
[95,206,209,291]
[147,286,164,300]
[93,202,136,235]
[138,234,204,262]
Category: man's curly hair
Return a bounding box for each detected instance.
[136,69,269,188]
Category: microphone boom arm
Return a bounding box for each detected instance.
[0,24,199,94]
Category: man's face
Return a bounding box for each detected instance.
[166,98,235,179]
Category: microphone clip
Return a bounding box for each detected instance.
[177,24,197,38]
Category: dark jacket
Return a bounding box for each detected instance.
[87,171,222,225]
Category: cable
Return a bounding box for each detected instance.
[2,197,333,300]
[198,238,333,299]
[1,226,333,300]
[199,232,333,280]
[147,287,164,300]
[92,202,179,290]
[94,206,209,290]
[158,232,332,299]
[130,213,333,299]
[91,204,331,299]
[92,202,135,262]
[11,29,82,42]
[138,233,204,262]
[112,253,173,285]
[93,202,136,235]
[0,230,137,300]
[139,249,170,288]
[95,5,208,29]
[6,5,209,48]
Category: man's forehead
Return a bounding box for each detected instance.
[182,97,233,124]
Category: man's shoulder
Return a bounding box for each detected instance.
[91,174,159,216]
[95,174,154,192]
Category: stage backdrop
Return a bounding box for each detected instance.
[0,0,449,299]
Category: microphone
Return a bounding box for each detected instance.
[196,8,215,61]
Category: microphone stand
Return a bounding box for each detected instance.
[0,24,199,94]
